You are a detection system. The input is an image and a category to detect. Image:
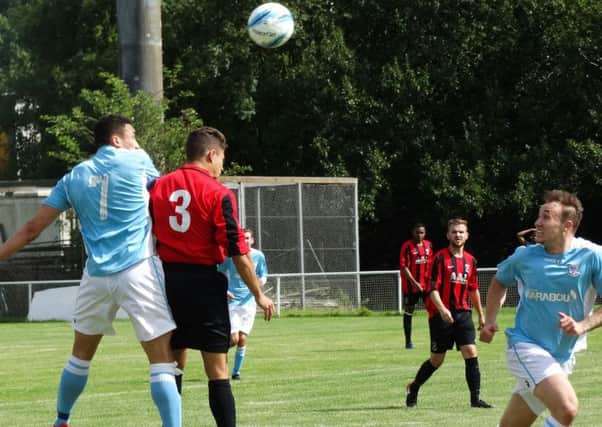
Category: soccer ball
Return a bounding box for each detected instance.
[247,3,294,48]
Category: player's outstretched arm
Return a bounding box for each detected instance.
[0,205,62,260]
[232,254,274,320]
[516,228,536,245]
[480,277,506,343]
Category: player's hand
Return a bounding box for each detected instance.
[479,323,499,343]
[413,281,424,292]
[226,291,234,300]
[558,311,585,336]
[256,294,275,321]
[478,315,485,331]
[439,308,453,323]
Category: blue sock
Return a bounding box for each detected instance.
[150,363,181,427]
[233,346,246,376]
[543,416,566,427]
[54,356,90,426]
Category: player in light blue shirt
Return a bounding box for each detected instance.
[219,228,268,380]
[496,244,602,363]
[480,190,602,427]
[44,130,159,276]
[0,115,180,427]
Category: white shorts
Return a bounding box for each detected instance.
[73,256,176,342]
[229,303,257,335]
[506,341,575,415]
[574,334,588,352]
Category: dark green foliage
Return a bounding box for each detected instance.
[1,0,602,266]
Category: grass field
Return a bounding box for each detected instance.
[2,309,602,426]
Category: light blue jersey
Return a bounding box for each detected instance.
[496,243,602,362]
[44,146,159,276]
[219,248,268,306]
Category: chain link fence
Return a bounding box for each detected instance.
[264,268,503,315]
[222,177,359,275]
[1,268,523,320]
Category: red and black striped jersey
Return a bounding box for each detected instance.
[399,239,433,294]
[425,247,478,318]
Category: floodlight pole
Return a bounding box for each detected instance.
[116,0,164,101]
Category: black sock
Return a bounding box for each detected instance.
[414,359,438,389]
[208,379,236,427]
[175,373,183,395]
[465,357,480,402]
[403,313,412,344]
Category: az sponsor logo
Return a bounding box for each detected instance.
[451,272,468,284]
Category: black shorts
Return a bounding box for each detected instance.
[163,262,230,353]
[428,310,476,353]
[403,291,427,307]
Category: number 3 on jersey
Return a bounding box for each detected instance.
[169,189,191,232]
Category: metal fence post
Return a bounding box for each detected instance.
[397,273,402,313]
[356,272,361,309]
[28,282,32,318]
[276,277,281,317]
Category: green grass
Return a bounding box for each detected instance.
[1,309,601,426]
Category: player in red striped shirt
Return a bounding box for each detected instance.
[406,218,491,409]
[150,127,274,427]
[399,223,433,349]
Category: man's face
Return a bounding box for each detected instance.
[412,227,426,243]
[534,202,565,244]
[115,124,139,150]
[447,224,468,248]
[244,232,254,247]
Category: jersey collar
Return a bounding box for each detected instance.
[181,164,213,178]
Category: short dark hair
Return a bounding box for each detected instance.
[411,222,425,231]
[94,114,132,147]
[543,189,583,231]
[186,126,227,162]
[244,227,254,238]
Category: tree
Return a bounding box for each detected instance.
[1,0,602,268]
[0,0,119,178]
[42,73,201,174]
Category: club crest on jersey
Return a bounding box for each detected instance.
[567,264,580,277]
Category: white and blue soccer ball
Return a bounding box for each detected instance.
[247,3,294,48]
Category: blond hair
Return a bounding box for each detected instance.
[447,218,468,231]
